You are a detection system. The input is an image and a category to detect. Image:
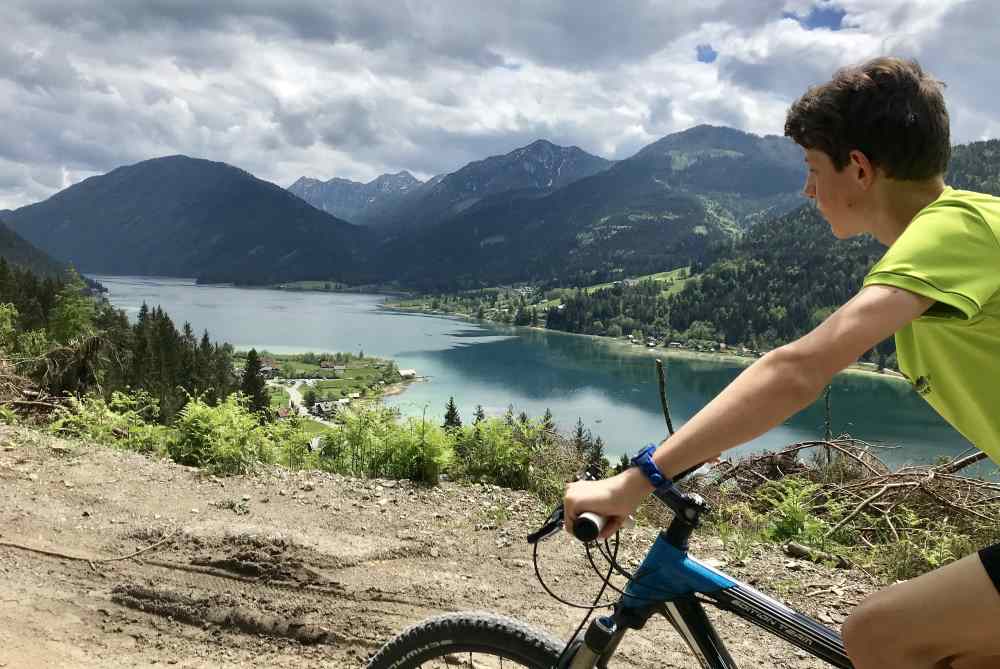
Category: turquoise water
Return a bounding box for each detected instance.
[93,275,989,472]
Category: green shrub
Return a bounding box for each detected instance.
[754,477,828,544]
[167,394,276,475]
[710,500,765,562]
[50,390,170,454]
[451,417,581,502]
[454,419,534,489]
[265,416,316,471]
[871,512,983,581]
[318,405,451,483]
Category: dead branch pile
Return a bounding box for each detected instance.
[0,335,114,420]
[0,356,63,420]
[703,437,1000,542]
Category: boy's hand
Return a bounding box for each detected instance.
[564,467,653,540]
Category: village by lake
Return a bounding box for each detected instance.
[92,275,989,473]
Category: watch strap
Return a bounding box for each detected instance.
[630,443,671,488]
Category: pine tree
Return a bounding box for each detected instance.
[473,405,486,424]
[443,396,462,429]
[179,322,196,393]
[240,348,269,418]
[572,417,591,457]
[587,436,607,477]
[213,342,237,403]
[541,408,555,432]
[303,387,318,408]
[49,269,95,344]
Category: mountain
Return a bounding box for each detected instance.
[379,125,805,290]
[0,214,68,278]
[5,156,373,285]
[288,171,422,225]
[378,140,614,230]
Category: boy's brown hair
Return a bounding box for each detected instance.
[784,57,950,180]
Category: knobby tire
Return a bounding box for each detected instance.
[366,611,563,668]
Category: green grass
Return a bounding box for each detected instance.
[301,419,333,436]
[277,360,339,378]
[268,387,290,409]
[310,375,376,400]
[538,265,694,308]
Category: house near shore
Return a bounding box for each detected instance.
[399,369,417,379]
[313,401,336,416]
[313,398,352,418]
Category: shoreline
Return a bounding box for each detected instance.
[271,282,414,298]
[380,378,423,398]
[383,303,911,386]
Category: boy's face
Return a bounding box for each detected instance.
[802,148,868,239]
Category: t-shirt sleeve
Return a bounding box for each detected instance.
[863,201,1000,320]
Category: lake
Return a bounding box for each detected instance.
[92,275,989,472]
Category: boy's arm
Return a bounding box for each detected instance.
[564,284,934,537]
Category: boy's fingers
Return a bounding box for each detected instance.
[563,499,576,533]
[599,516,624,540]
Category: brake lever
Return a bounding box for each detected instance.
[526,468,610,545]
[526,504,565,544]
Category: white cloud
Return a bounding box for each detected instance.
[0,0,996,210]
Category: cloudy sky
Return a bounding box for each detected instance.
[1,0,997,209]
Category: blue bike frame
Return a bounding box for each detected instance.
[618,533,851,668]
[550,476,855,669]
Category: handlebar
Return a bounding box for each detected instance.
[572,512,606,542]
[527,460,712,545]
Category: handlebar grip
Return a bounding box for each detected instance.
[572,512,606,542]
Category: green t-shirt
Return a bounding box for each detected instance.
[863,187,1000,460]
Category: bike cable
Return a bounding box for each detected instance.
[533,532,620,668]
[531,530,621,610]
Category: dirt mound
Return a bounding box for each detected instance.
[112,584,336,644]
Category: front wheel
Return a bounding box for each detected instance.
[367,611,564,668]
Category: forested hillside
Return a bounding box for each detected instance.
[523,204,881,350]
[667,205,883,344]
[542,138,1000,354]
[947,139,1000,193]
[0,216,67,278]
[665,138,1000,347]
[0,262,236,422]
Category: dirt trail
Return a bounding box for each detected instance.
[0,425,873,667]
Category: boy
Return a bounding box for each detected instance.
[564,57,1000,668]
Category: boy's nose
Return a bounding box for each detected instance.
[802,177,816,199]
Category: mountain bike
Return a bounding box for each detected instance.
[366,466,853,668]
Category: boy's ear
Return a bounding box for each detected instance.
[848,149,876,189]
